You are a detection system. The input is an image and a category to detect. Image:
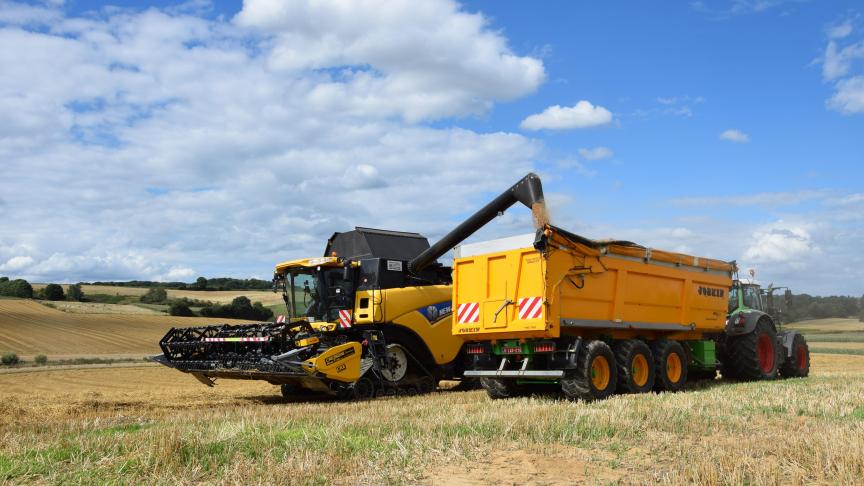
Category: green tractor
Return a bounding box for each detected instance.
[718,277,810,380]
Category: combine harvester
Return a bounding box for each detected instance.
[455,179,810,400]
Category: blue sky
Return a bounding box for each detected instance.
[0,0,862,295]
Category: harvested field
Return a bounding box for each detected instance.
[0,299,249,357]
[787,318,864,333]
[35,300,163,315]
[1,355,863,484]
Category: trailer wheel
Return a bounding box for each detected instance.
[779,333,810,378]
[726,318,779,381]
[561,340,617,401]
[614,340,655,394]
[651,339,688,392]
[480,377,520,399]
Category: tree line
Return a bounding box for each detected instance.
[89,276,271,291]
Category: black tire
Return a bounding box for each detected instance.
[480,377,519,399]
[651,339,688,392]
[351,376,377,400]
[716,339,737,380]
[561,340,617,401]
[779,333,810,378]
[280,383,317,399]
[726,318,779,381]
[613,339,655,394]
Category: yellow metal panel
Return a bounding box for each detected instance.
[304,342,361,383]
[452,227,732,342]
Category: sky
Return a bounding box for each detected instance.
[0,0,862,296]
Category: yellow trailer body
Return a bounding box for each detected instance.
[453,226,734,342]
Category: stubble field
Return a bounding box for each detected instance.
[1,301,863,485]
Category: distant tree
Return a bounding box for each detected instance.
[67,283,84,302]
[169,301,195,317]
[195,277,208,290]
[199,296,272,321]
[1,353,19,366]
[0,279,33,299]
[0,276,8,283]
[140,287,168,304]
[43,283,65,301]
[34,354,48,365]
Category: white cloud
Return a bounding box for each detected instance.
[742,222,818,265]
[719,128,749,143]
[827,76,864,114]
[520,101,612,131]
[0,0,545,283]
[828,20,853,40]
[0,256,35,272]
[822,41,864,81]
[577,146,613,160]
[820,20,864,115]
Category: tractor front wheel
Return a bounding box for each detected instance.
[780,333,810,378]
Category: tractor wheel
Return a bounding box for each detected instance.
[480,377,520,399]
[726,319,779,381]
[561,340,617,401]
[613,339,655,394]
[651,339,688,392]
[779,334,810,378]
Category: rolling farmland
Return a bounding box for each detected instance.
[0,299,251,358]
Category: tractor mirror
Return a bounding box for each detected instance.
[784,289,792,303]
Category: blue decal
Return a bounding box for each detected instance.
[418,301,452,323]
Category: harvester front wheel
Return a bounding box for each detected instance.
[481,377,523,399]
[614,339,655,394]
[779,333,810,378]
[561,340,617,401]
[651,339,688,392]
[726,319,779,381]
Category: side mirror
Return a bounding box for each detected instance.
[343,264,351,281]
[784,289,792,304]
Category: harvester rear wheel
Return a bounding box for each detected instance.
[614,339,655,394]
[779,333,810,378]
[651,339,688,392]
[561,340,617,401]
[481,377,520,399]
[726,319,779,381]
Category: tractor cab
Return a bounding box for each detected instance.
[728,279,765,313]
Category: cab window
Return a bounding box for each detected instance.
[743,286,762,310]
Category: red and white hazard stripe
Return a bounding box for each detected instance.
[203,337,271,342]
[517,297,543,320]
[338,309,353,328]
[457,302,480,323]
[276,315,286,323]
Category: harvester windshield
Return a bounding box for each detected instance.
[277,262,355,323]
